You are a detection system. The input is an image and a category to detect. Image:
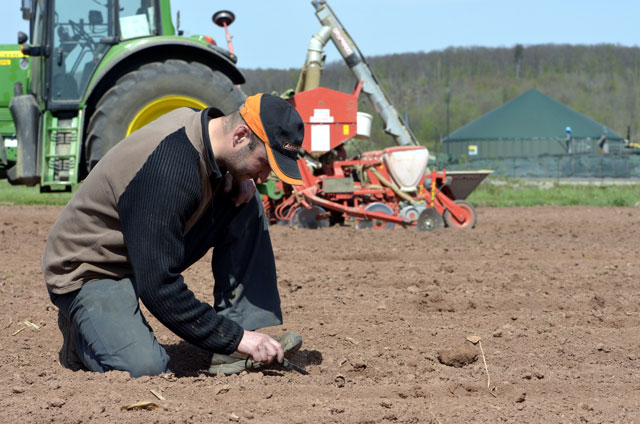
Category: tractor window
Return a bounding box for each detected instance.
[118,0,157,40]
[31,0,45,45]
[51,0,112,101]
[30,0,46,101]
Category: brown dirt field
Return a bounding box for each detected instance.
[1,204,640,423]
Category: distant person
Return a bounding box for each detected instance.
[598,133,608,153]
[42,93,305,377]
[565,126,573,154]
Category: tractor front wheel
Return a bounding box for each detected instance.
[84,59,245,172]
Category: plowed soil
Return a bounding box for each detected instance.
[1,205,639,423]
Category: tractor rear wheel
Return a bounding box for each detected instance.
[84,59,245,172]
[443,200,477,229]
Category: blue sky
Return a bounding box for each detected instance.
[1,0,638,69]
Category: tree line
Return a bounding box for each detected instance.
[240,44,640,155]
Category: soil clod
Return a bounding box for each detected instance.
[437,344,478,367]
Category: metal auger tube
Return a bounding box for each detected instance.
[311,0,418,147]
[296,25,332,93]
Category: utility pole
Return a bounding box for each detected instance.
[445,87,451,137]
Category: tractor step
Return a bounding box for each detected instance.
[40,113,81,192]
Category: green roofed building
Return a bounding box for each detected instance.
[443,89,624,160]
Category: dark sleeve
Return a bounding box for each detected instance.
[117,129,243,354]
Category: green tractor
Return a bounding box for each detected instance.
[1,0,245,191]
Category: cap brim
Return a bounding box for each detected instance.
[264,143,303,185]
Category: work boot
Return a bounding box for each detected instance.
[208,331,302,376]
[57,311,84,371]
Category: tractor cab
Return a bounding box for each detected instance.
[7,0,244,191]
[23,0,162,110]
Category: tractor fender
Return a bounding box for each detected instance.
[83,37,245,114]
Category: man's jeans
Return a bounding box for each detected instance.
[52,278,171,377]
[50,193,282,377]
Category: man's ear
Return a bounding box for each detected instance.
[231,124,252,148]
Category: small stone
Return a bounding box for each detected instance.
[522,372,532,380]
[229,413,240,422]
[493,330,503,338]
[380,401,392,409]
[579,403,594,412]
[215,384,231,395]
[12,387,25,394]
[466,335,481,344]
[534,372,544,379]
[47,399,66,408]
[515,392,526,403]
[334,375,346,388]
[352,361,367,371]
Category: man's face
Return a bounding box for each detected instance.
[226,137,271,183]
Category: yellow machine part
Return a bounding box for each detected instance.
[126,95,207,136]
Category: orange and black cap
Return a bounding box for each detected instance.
[239,93,304,185]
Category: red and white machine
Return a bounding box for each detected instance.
[259,1,487,230]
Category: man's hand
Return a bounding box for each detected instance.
[223,173,257,206]
[236,330,284,365]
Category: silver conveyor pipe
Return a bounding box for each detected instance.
[295,25,332,93]
[311,0,418,146]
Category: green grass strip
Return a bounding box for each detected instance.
[468,179,640,207]
[0,180,74,206]
[1,178,639,208]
